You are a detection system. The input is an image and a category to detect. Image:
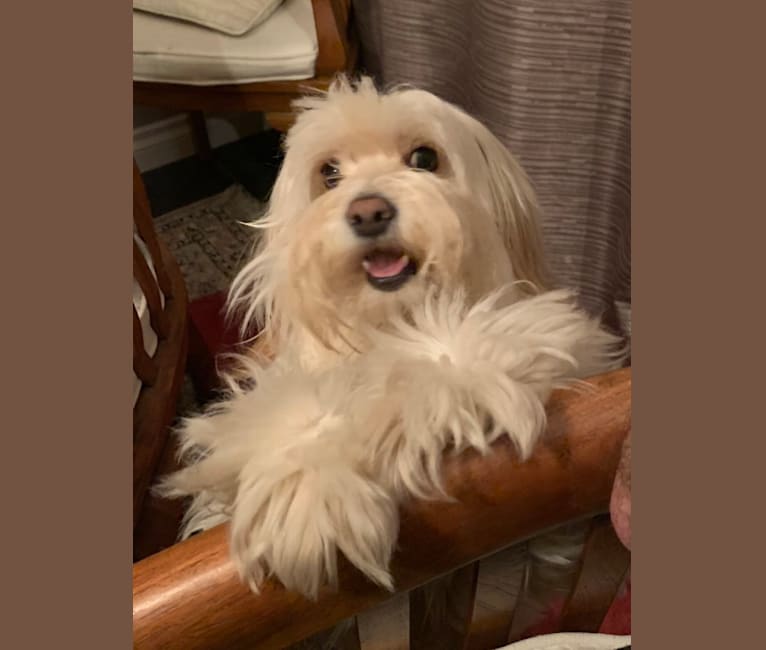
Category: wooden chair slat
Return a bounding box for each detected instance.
[133,162,173,297]
[133,305,158,385]
[336,618,362,650]
[410,562,480,650]
[356,591,409,650]
[464,548,527,650]
[557,515,630,633]
[132,240,189,529]
[134,239,170,339]
[132,158,190,536]
[504,523,590,643]
[288,618,362,650]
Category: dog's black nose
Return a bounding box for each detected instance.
[346,195,397,238]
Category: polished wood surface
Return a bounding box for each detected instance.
[133,77,335,114]
[133,162,189,537]
[133,368,631,649]
[133,163,172,297]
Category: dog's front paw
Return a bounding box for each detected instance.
[230,460,399,599]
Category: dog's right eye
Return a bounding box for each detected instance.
[320,161,342,189]
[407,146,439,172]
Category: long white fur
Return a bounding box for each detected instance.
[161,289,621,598]
[158,76,624,601]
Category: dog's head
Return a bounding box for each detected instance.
[231,76,549,354]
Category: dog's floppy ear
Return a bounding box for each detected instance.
[226,148,298,349]
[469,119,552,293]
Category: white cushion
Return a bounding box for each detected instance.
[133,0,283,36]
[133,0,317,85]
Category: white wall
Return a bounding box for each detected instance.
[133,106,266,171]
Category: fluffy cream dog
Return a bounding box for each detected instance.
[160,76,622,600]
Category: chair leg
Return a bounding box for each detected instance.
[189,110,213,160]
[133,432,187,561]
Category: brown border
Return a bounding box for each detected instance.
[2,1,132,647]
[3,1,764,648]
[635,2,765,647]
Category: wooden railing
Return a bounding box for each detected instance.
[133,368,631,649]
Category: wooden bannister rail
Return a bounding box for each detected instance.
[133,368,631,650]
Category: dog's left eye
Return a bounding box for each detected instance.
[320,161,342,189]
[407,146,439,172]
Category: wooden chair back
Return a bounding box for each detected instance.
[133,368,631,649]
[133,161,189,559]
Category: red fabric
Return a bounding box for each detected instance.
[189,291,241,358]
[598,575,631,635]
[519,599,567,639]
[187,291,244,401]
[517,576,631,639]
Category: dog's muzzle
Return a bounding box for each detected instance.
[346,195,418,291]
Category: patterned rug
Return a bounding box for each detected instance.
[155,184,265,301]
[155,185,264,417]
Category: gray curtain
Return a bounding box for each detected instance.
[354,0,631,338]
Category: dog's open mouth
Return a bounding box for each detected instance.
[362,248,418,291]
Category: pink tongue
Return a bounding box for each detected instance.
[364,254,409,278]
